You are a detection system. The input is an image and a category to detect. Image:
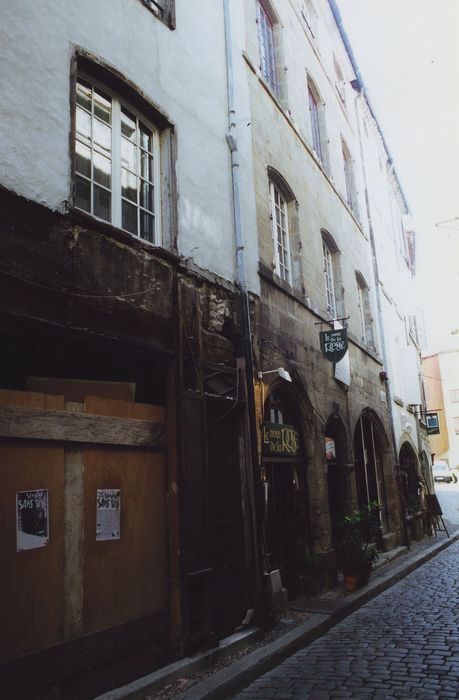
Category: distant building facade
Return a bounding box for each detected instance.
[423,350,459,470]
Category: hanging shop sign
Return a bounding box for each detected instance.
[263,423,301,458]
[320,328,348,363]
[16,489,49,551]
[325,437,336,461]
[426,412,440,435]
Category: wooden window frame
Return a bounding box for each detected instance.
[269,180,292,285]
[74,74,162,246]
[322,240,336,319]
[257,0,279,97]
[308,87,323,162]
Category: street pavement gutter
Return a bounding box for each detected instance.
[95,531,459,700]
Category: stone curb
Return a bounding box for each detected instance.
[96,531,459,700]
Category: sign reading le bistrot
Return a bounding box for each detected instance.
[320,328,348,363]
[263,423,301,458]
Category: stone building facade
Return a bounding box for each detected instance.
[0,0,427,695]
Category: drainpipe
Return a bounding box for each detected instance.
[353,89,409,547]
[223,0,264,618]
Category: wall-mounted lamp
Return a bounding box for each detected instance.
[257,367,292,383]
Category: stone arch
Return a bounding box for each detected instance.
[399,440,420,506]
[260,372,317,596]
[352,408,393,533]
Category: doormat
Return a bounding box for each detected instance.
[289,598,348,615]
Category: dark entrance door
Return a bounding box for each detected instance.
[207,401,247,638]
[325,416,348,544]
[262,390,309,598]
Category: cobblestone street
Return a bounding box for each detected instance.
[232,541,459,699]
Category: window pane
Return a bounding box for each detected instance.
[76,106,91,140]
[122,200,137,234]
[139,123,153,152]
[93,151,111,188]
[93,119,111,153]
[75,175,91,212]
[75,141,91,178]
[121,108,137,141]
[121,168,137,203]
[140,212,155,243]
[140,181,154,211]
[121,137,137,171]
[93,89,111,124]
[140,151,154,182]
[76,80,92,111]
[94,185,111,222]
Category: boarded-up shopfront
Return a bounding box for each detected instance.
[0,385,171,697]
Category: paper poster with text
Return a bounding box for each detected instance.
[96,488,121,541]
[16,489,49,551]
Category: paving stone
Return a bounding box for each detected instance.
[231,541,459,700]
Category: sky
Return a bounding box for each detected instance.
[336,0,459,356]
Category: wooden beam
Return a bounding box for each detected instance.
[0,405,166,447]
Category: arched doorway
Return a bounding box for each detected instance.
[325,415,348,544]
[261,388,309,597]
[399,442,420,508]
[353,411,389,530]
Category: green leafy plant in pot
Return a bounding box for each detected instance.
[336,505,380,591]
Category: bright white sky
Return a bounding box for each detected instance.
[336,0,459,356]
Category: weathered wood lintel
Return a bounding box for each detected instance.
[0,405,166,447]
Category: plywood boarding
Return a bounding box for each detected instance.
[0,388,65,410]
[85,395,165,423]
[26,377,135,402]
[0,440,65,662]
[83,446,168,634]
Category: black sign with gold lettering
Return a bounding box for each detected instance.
[319,328,348,363]
[263,423,301,458]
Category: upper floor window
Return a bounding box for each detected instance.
[451,390,459,403]
[333,56,346,105]
[269,180,292,284]
[301,1,318,40]
[356,272,374,348]
[308,86,322,161]
[454,417,459,434]
[322,239,336,319]
[257,1,281,98]
[140,0,175,29]
[342,140,358,216]
[75,76,160,244]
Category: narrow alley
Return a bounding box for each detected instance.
[231,541,459,699]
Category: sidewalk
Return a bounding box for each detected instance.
[96,525,459,700]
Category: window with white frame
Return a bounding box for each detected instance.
[308,86,322,161]
[322,240,336,319]
[269,180,292,284]
[75,76,161,244]
[140,0,175,28]
[257,1,279,96]
[356,272,374,347]
[342,140,358,216]
[454,416,459,434]
[451,389,459,403]
[333,56,346,105]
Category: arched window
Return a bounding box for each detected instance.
[269,179,292,284]
[321,231,343,319]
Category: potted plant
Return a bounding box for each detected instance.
[336,506,379,591]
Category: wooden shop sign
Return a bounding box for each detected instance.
[263,422,301,458]
[320,328,348,363]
